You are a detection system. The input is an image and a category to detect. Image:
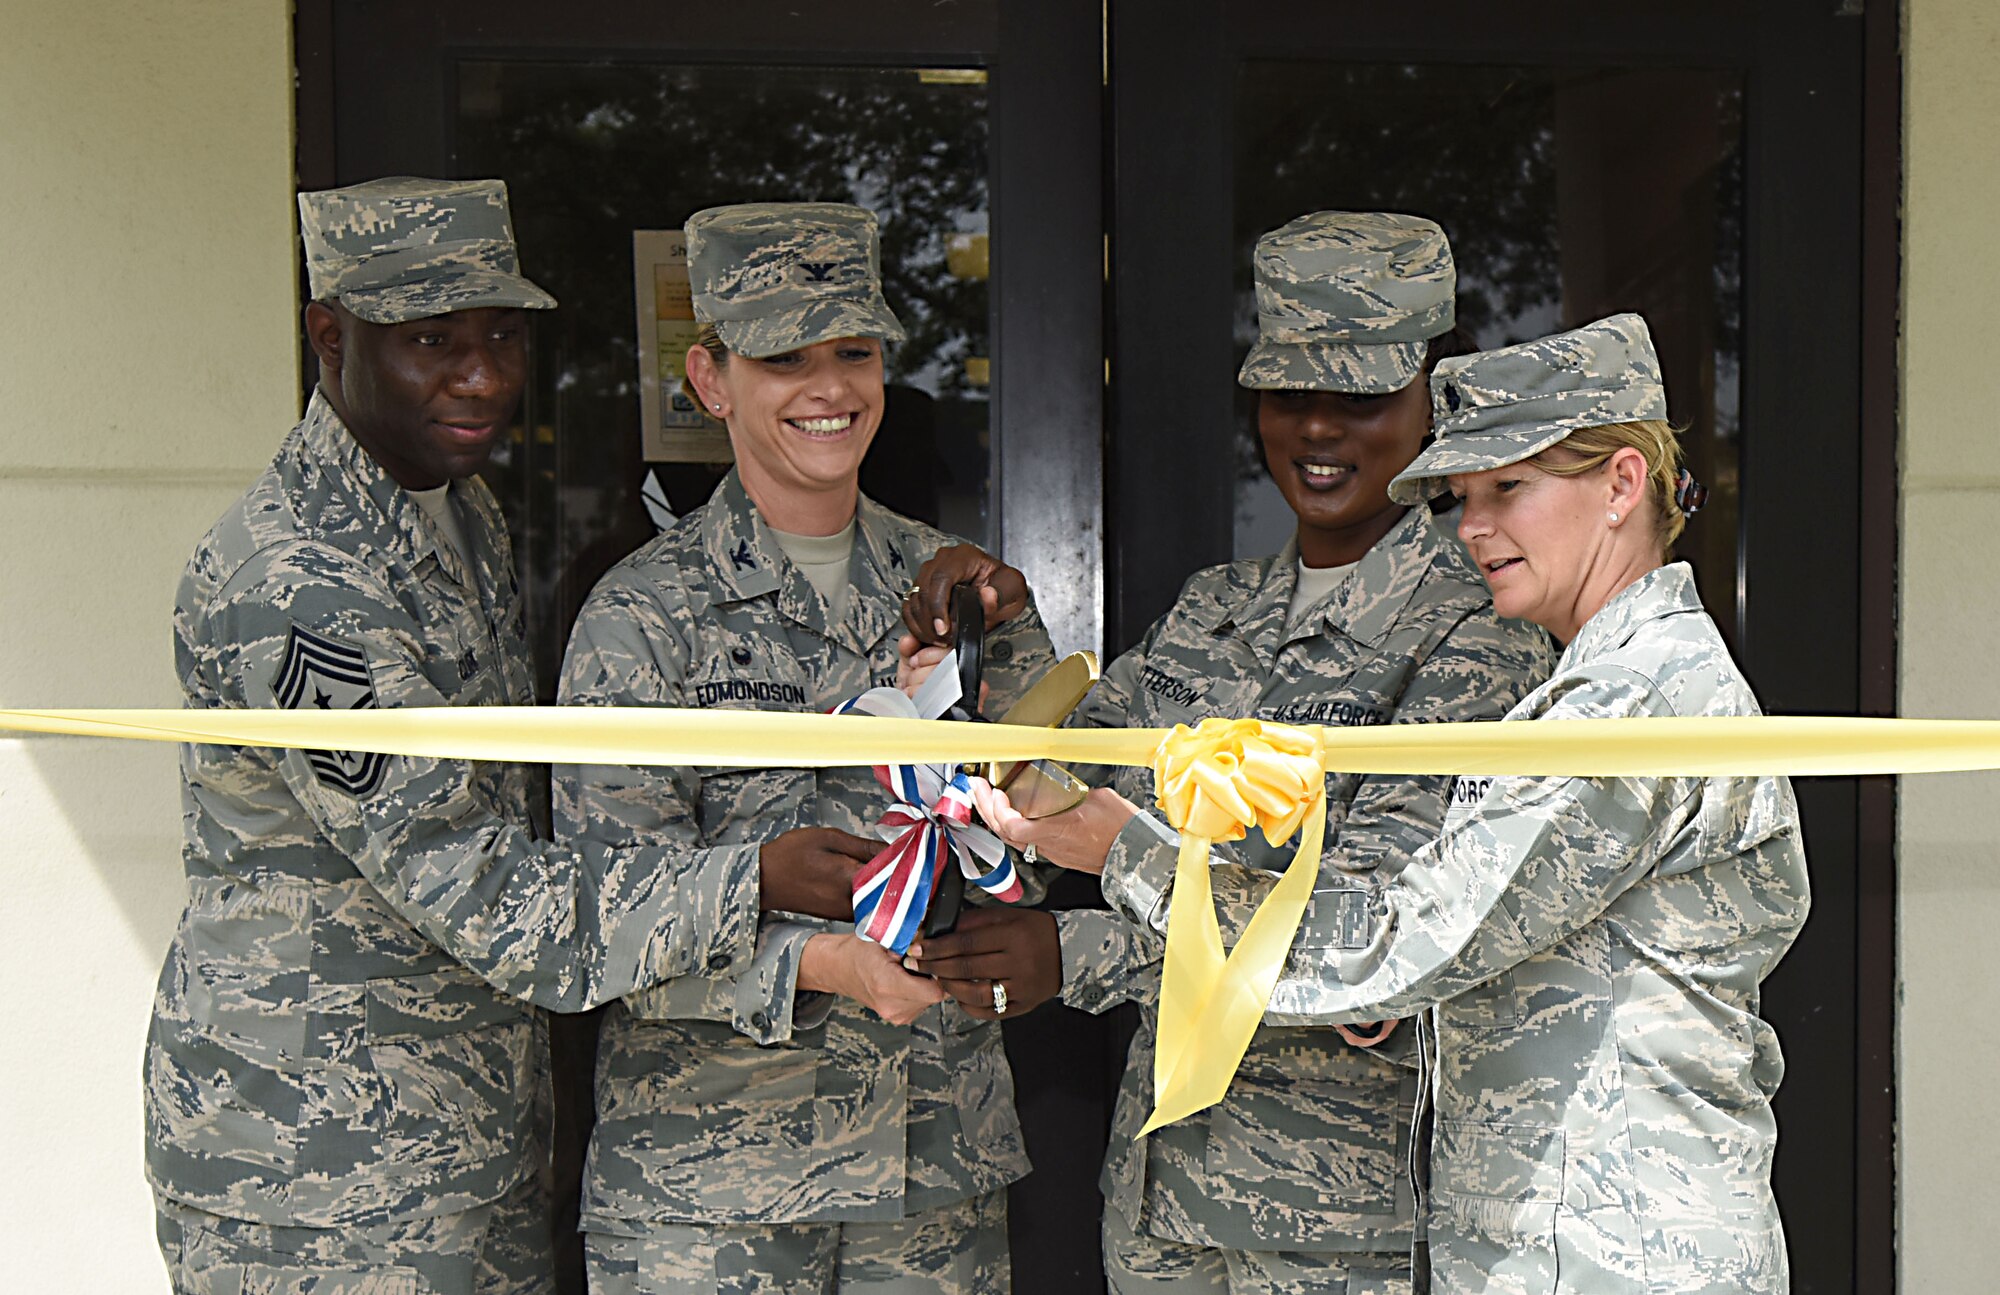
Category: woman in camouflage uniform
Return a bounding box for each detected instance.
[1095,313,1809,1294]
[907,212,1553,1295]
[555,203,1057,1294]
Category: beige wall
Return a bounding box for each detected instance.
[0,0,297,1285]
[1,0,1996,1288]
[1900,0,2000,1289]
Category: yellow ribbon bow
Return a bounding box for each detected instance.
[1144,718,1328,1136]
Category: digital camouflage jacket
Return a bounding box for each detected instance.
[1064,505,1552,1257]
[148,392,762,1228]
[1106,561,1808,1294]
[557,471,1056,1231]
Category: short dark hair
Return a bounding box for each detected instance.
[1423,325,1478,375]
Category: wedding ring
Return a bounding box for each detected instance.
[901,582,922,602]
[991,981,1009,1015]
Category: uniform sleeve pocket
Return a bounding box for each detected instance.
[365,965,531,1043]
[1430,1119,1564,1290]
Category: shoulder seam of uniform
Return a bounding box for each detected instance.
[1568,660,1676,713]
[207,535,398,614]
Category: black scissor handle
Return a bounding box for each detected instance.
[950,583,984,722]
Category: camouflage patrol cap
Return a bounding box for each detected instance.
[298,177,556,325]
[1387,312,1668,503]
[1238,211,1456,394]
[685,202,907,358]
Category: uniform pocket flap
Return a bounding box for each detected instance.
[701,762,809,779]
[365,965,530,1043]
[1434,1119,1565,1203]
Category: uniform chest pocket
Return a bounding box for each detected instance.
[650,1025,820,1153]
[1202,1041,1412,1231]
[413,594,503,702]
[683,654,817,839]
[1255,689,1393,731]
[697,767,816,843]
[1134,661,1231,729]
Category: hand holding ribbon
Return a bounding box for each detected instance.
[833,686,1023,956]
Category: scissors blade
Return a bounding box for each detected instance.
[993,651,1099,729]
[984,652,1099,805]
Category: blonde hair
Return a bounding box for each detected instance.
[680,324,732,419]
[1532,419,1689,552]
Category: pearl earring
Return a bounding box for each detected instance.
[1608,511,1620,523]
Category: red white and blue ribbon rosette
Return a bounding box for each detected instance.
[832,686,1024,955]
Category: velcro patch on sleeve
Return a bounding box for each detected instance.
[272,622,391,797]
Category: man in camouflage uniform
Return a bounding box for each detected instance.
[555,203,1058,1293]
[1033,214,1552,1294]
[1106,315,1810,1294]
[150,178,865,1293]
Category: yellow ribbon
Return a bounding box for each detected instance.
[12,706,2000,775]
[1145,720,1326,1135]
[11,704,2000,1130]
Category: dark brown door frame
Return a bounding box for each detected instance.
[1107,2,1899,1291]
[1853,3,1900,1287]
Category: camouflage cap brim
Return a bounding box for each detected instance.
[1237,336,1425,394]
[339,266,557,326]
[1386,423,1577,504]
[715,296,907,359]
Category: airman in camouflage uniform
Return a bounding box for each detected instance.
[149,179,789,1293]
[1046,214,1553,1295]
[1105,315,1810,1295]
[555,202,1057,1294]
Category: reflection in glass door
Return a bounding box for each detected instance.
[1231,63,1744,645]
[456,62,996,698]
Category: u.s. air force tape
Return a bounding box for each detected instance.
[5,706,2000,777]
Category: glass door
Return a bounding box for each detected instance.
[452,59,1000,694]
[304,0,1105,692]
[1229,62,1745,646]
[1108,4,1891,1291]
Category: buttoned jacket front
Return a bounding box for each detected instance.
[558,472,1056,1229]
[1065,506,1552,1255]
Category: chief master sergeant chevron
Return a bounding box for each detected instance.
[146,177,876,1292]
